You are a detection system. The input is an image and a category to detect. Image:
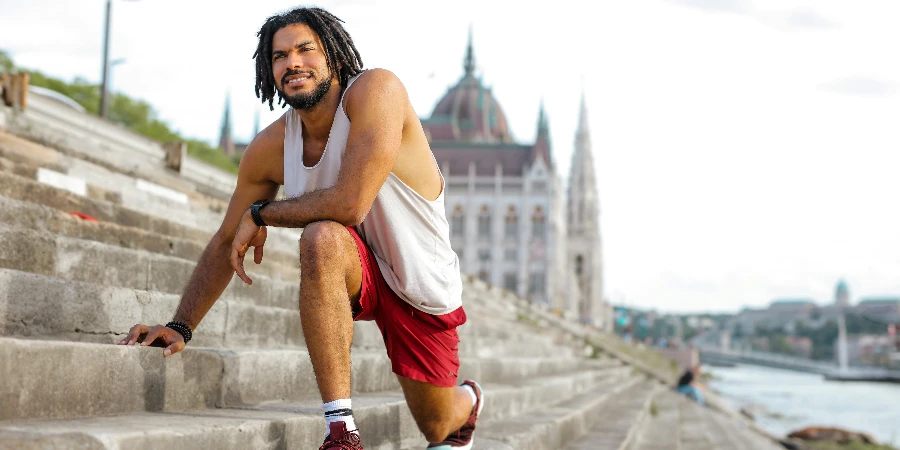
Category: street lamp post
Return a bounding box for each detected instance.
[99,0,112,118]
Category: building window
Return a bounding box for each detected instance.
[504,248,518,262]
[575,254,584,276]
[451,207,464,237]
[450,215,466,237]
[478,206,491,239]
[532,206,545,240]
[504,273,518,292]
[504,206,518,239]
[529,272,546,294]
[478,249,491,262]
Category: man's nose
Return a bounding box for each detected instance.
[285,52,304,69]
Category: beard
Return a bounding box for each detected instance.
[277,69,333,110]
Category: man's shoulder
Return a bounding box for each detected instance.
[238,113,288,183]
[344,69,407,110]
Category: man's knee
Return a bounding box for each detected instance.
[299,220,348,265]
[416,419,452,443]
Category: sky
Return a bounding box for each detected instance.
[2,0,898,314]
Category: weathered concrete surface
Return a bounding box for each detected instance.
[629,389,785,450]
[0,337,224,421]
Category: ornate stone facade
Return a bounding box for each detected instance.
[423,32,611,329]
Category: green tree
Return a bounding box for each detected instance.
[0,50,14,72]
[770,334,793,355]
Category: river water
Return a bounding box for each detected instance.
[707,364,900,446]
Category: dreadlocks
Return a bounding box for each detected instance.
[253,7,364,111]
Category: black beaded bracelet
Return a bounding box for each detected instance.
[165,321,193,344]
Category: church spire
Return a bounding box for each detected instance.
[464,26,475,77]
[218,91,235,156]
[566,91,604,328]
[253,107,261,137]
[568,91,597,230]
[531,98,553,167]
[576,91,591,152]
[537,98,549,138]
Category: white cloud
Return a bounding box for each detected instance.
[785,8,837,29]
[667,0,752,15]
[821,77,895,97]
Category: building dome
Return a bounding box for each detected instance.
[426,30,512,143]
[836,279,849,294]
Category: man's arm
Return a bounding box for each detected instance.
[260,69,405,228]
[121,121,283,354]
[230,70,407,283]
[172,127,282,328]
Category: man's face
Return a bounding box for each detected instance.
[271,23,336,110]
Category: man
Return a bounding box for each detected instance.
[676,365,705,405]
[117,7,482,450]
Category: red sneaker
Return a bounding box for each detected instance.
[319,422,364,450]
[427,380,484,450]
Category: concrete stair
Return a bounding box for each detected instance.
[0,112,782,449]
[625,389,784,450]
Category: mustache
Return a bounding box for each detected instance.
[281,69,314,87]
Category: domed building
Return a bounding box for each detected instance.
[423,31,611,330]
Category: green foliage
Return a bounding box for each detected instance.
[0,49,14,72]
[186,139,239,174]
[771,335,794,354]
[2,49,238,174]
[649,400,658,417]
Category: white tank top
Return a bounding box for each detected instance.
[283,73,462,315]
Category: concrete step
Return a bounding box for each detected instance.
[0,336,600,422]
[472,377,652,450]
[0,131,228,234]
[628,388,683,450]
[0,170,301,254]
[676,392,782,450]
[0,226,302,308]
[0,269,569,358]
[561,382,661,450]
[0,359,630,449]
[0,194,300,281]
[0,193,575,352]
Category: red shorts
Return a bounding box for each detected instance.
[347,226,466,387]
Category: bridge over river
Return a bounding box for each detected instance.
[699,347,900,382]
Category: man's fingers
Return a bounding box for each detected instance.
[140,326,162,346]
[163,339,185,357]
[119,324,149,345]
[254,244,264,265]
[231,247,252,285]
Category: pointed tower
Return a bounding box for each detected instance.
[253,107,261,138]
[218,92,235,156]
[464,25,475,78]
[531,99,553,167]
[567,92,605,327]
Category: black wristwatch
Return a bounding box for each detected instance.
[250,199,270,227]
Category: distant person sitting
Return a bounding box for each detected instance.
[676,365,705,405]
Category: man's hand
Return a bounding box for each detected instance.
[117,324,185,357]
[230,210,267,285]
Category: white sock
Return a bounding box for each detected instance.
[323,398,357,439]
[462,384,477,409]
